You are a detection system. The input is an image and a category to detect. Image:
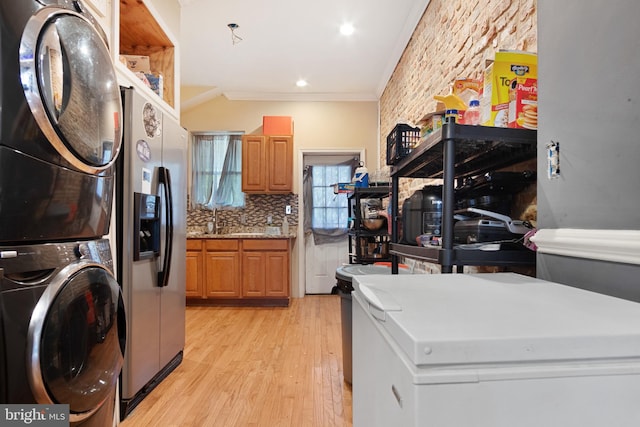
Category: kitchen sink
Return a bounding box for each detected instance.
[227,232,266,236]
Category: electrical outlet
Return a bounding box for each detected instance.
[285,205,291,215]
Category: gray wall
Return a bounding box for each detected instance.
[537,0,640,296]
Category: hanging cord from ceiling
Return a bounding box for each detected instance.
[227,23,243,45]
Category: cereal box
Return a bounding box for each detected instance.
[508,78,538,129]
[481,51,537,127]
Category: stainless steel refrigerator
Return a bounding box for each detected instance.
[117,87,187,418]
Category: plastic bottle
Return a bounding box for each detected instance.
[353,162,369,188]
[465,99,481,125]
[444,109,459,124]
[282,216,289,235]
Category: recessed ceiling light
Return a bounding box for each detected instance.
[296,79,308,88]
[340,22,355,36]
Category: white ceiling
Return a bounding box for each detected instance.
[178,0,429,104]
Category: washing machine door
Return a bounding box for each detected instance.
[27,261,125,422]
[20,7,122,174]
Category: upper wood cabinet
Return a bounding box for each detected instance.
[242,135,293,194]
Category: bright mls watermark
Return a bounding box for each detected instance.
[1,405,69,426]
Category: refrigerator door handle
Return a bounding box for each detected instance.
[157,166,173,287]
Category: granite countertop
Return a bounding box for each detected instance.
[187,226,296,239]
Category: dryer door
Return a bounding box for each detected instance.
[20,8,122,174]
[27,261,125,422]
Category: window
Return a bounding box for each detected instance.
[190,132,244,209]
[311,165,352,229]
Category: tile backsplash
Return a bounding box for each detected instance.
[187,194,299,232]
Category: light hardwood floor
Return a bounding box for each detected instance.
[120,296,353,426]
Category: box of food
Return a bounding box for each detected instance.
[333,182,355,194]
[263,116,293,135]
[119,55,151,74]
[508,77,538,129]
[481,51,537,127]
[417,112,443,139]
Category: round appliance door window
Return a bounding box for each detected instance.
[20,9,122,173]
[28,263,124,420]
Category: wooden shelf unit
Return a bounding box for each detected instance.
[118,0,176,109]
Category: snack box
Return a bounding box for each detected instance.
[119,55,151,74]
[333,182,354,194]
[508,77,538,129]
[481,51,537,127]
[417,111,443,139]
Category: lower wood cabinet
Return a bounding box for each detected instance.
[186,238,290,306]
[186,239,204,298]
[242,239,289,298]
[204,239,241,298]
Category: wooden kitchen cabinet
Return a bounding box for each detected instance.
[204,240,241,298]
[186,238,290,305]
[242,239,290,298]
[186,239,204,298]
[242,135,293,193]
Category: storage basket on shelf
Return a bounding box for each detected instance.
[386,124,421,165]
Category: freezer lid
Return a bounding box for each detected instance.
[354,273,640,367]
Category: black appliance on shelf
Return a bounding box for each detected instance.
[401,185,442,245]
[455,171,536,215]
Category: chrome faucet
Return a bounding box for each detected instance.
[212,208,224,234]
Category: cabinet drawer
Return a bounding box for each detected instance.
[243,239,288,251]
[205,239,239,251]
[186,239,202,250]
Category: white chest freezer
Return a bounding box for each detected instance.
[352,273,640,427]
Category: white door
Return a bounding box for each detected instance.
[305,236,349,294]
[303,153,359,294]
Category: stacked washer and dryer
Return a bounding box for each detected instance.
[0,1,125,426]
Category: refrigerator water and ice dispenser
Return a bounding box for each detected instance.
[133,192,160,261]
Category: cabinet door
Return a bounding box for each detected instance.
[265,252,289,297]
[267,136,293,192]
[204,251,241,297]
[242,135,267,192]
[242,251,266,297]
[185,250,203,298]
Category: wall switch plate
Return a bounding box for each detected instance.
[285,205,292,215]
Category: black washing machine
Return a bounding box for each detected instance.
[0,0,122,244]
[0,239,126,426]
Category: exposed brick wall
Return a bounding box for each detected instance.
[381,0,537,200]
[381,0,537,272]
[381,0,537,146]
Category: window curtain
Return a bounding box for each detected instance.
[191,134,244,209]
[303,157,359,245]
[215,135,244,207]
